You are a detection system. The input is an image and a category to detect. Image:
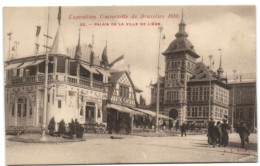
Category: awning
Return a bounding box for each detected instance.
[32,59,45,65]
[96,68,111,76]
[106,103,143,116]
[133,108,173,120]
[18,61,36,69]
[5,63,22,70]
[80,63,99,74]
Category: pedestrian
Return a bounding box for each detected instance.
[237,121,250,149]
[191,122,195,132]
[162,120,166,131]
[181,121,187,137]
[220,119,230,147]
[216,121,222,147]
[208,118,218,148]
[175,120,179,131]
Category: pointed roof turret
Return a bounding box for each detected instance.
[101,41,109,65]
[75,29,82,59]
[163,9,199,58]
[175,9,188,38]
[50,7,68,56]
[50,26,68,56]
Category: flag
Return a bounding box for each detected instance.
[162,33,166,40]
[12,46,15,51]
[58,6,61,25]
[7,32,12,40]
[36,26,41,37]
[101,45,109,65]
[109,55,124,68]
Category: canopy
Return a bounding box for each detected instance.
[133,108,173,120]
[106,103,143,116]
[5,63,22,70]
[80,63,99,74]
[32,59,45,65]
[96,68,111,77]
[18,61,36,69]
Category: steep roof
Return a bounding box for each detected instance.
[162,38,198,57]
[69,44,101,66]
[189,62,214,82]
[50,26,68,56]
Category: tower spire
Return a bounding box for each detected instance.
[217,49,224,78]
[175,9,188,38]
[75,28,81,59]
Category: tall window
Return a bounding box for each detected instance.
[119,85,129,98]
[57,56,66,73]
[11,104,15,116]
[23,104,27,117]
[29,104,33,116]
[18,104,22,117]
[69,61,77,76]
[58,100,62,108]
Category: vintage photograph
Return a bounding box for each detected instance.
[4,6,257,165]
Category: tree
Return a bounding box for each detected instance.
[75,120,84,138]
[69,119,76,135]
[48,117,56,136]
[58,119,66,136]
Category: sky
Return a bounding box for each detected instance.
[3,6,256,104]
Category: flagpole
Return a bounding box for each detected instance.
[231,69,236,133]
[155,26,163,133]
[208,55,212,121]
[41,6,50,140]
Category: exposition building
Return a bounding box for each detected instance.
[150,15,230,127]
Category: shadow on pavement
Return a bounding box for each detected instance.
[193,142,257,151]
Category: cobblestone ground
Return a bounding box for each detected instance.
[5,133,258,165]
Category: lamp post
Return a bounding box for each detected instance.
[155,26,163,132]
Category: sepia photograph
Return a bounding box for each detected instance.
[3,5,257,165]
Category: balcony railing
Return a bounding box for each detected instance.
[9,74,103,90]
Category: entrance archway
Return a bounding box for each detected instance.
[169,109,178,120]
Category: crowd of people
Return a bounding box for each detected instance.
[207,118,251,149]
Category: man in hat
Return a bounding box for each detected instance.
[216,121,222,147]
[221,119,230,147]
[237,121,250,149]
[208,118,218,147]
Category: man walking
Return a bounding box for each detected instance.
[181,121,187,137]
[216,121,222,147]
[221,119,230,147]
[237,121,250,149]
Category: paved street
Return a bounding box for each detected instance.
[6,133,257,165]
